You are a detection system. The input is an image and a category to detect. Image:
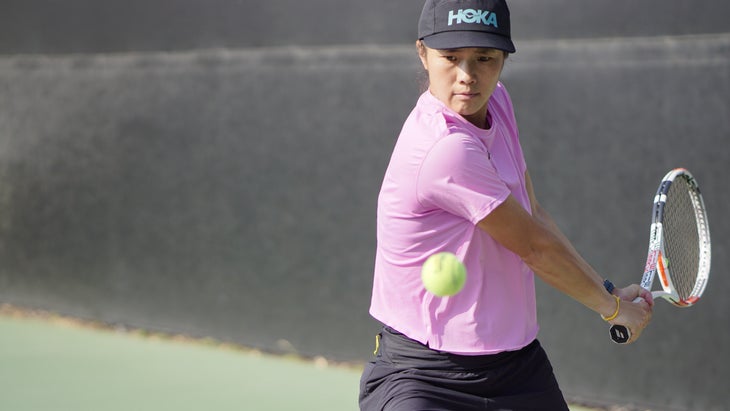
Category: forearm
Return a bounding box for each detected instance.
[516,172,652,342]
[478,195,617,317]
[529,191,616,315]
[523,221,615,317]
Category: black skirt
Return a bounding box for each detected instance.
[359,326,569,411]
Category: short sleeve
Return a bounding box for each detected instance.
[416,133,510,224]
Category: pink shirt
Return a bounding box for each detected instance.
[369,83,538,355]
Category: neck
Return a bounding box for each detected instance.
[465,109,490,130]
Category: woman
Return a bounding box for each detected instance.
[359,0,654,410]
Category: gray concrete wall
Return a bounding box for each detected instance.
[2,0,730,54]
[1,2,729,410]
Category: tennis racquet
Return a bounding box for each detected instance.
[610,168,711,344]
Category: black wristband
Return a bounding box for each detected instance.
[603,279,615,294]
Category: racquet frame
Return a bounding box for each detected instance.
[610,168,711,343]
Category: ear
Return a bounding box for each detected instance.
[416,40,429,71]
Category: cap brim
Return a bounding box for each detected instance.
[422,31,516,53]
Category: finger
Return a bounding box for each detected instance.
[617,285,641,301]
[627,284,645,301]
[643,289,655,306]
[629,329,641,343]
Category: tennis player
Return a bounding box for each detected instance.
[359,0,654,409]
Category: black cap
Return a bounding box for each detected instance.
[418,0,515,53]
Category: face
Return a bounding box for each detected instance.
[418,42,505,129]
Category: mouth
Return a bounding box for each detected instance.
[454,91,480,99]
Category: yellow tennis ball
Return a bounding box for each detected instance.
[421,252,467,297]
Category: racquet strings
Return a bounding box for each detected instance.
[662,176,701,301]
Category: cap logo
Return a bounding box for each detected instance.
[447,9,499,28]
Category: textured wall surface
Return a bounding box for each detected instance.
[1,0,730,53]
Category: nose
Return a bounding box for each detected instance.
[457,60,477,84]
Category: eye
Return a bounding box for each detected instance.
[478,56,493,62]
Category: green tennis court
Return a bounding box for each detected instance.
[0,313,360,410]
[0,312,601,411]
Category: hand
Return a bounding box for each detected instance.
[609,284,653,343]
[614,284,654,307]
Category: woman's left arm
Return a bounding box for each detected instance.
[524,170,655,306]
[524,171,578,256]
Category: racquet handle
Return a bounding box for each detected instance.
[608,297,643,344]
[609,324,630,343]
